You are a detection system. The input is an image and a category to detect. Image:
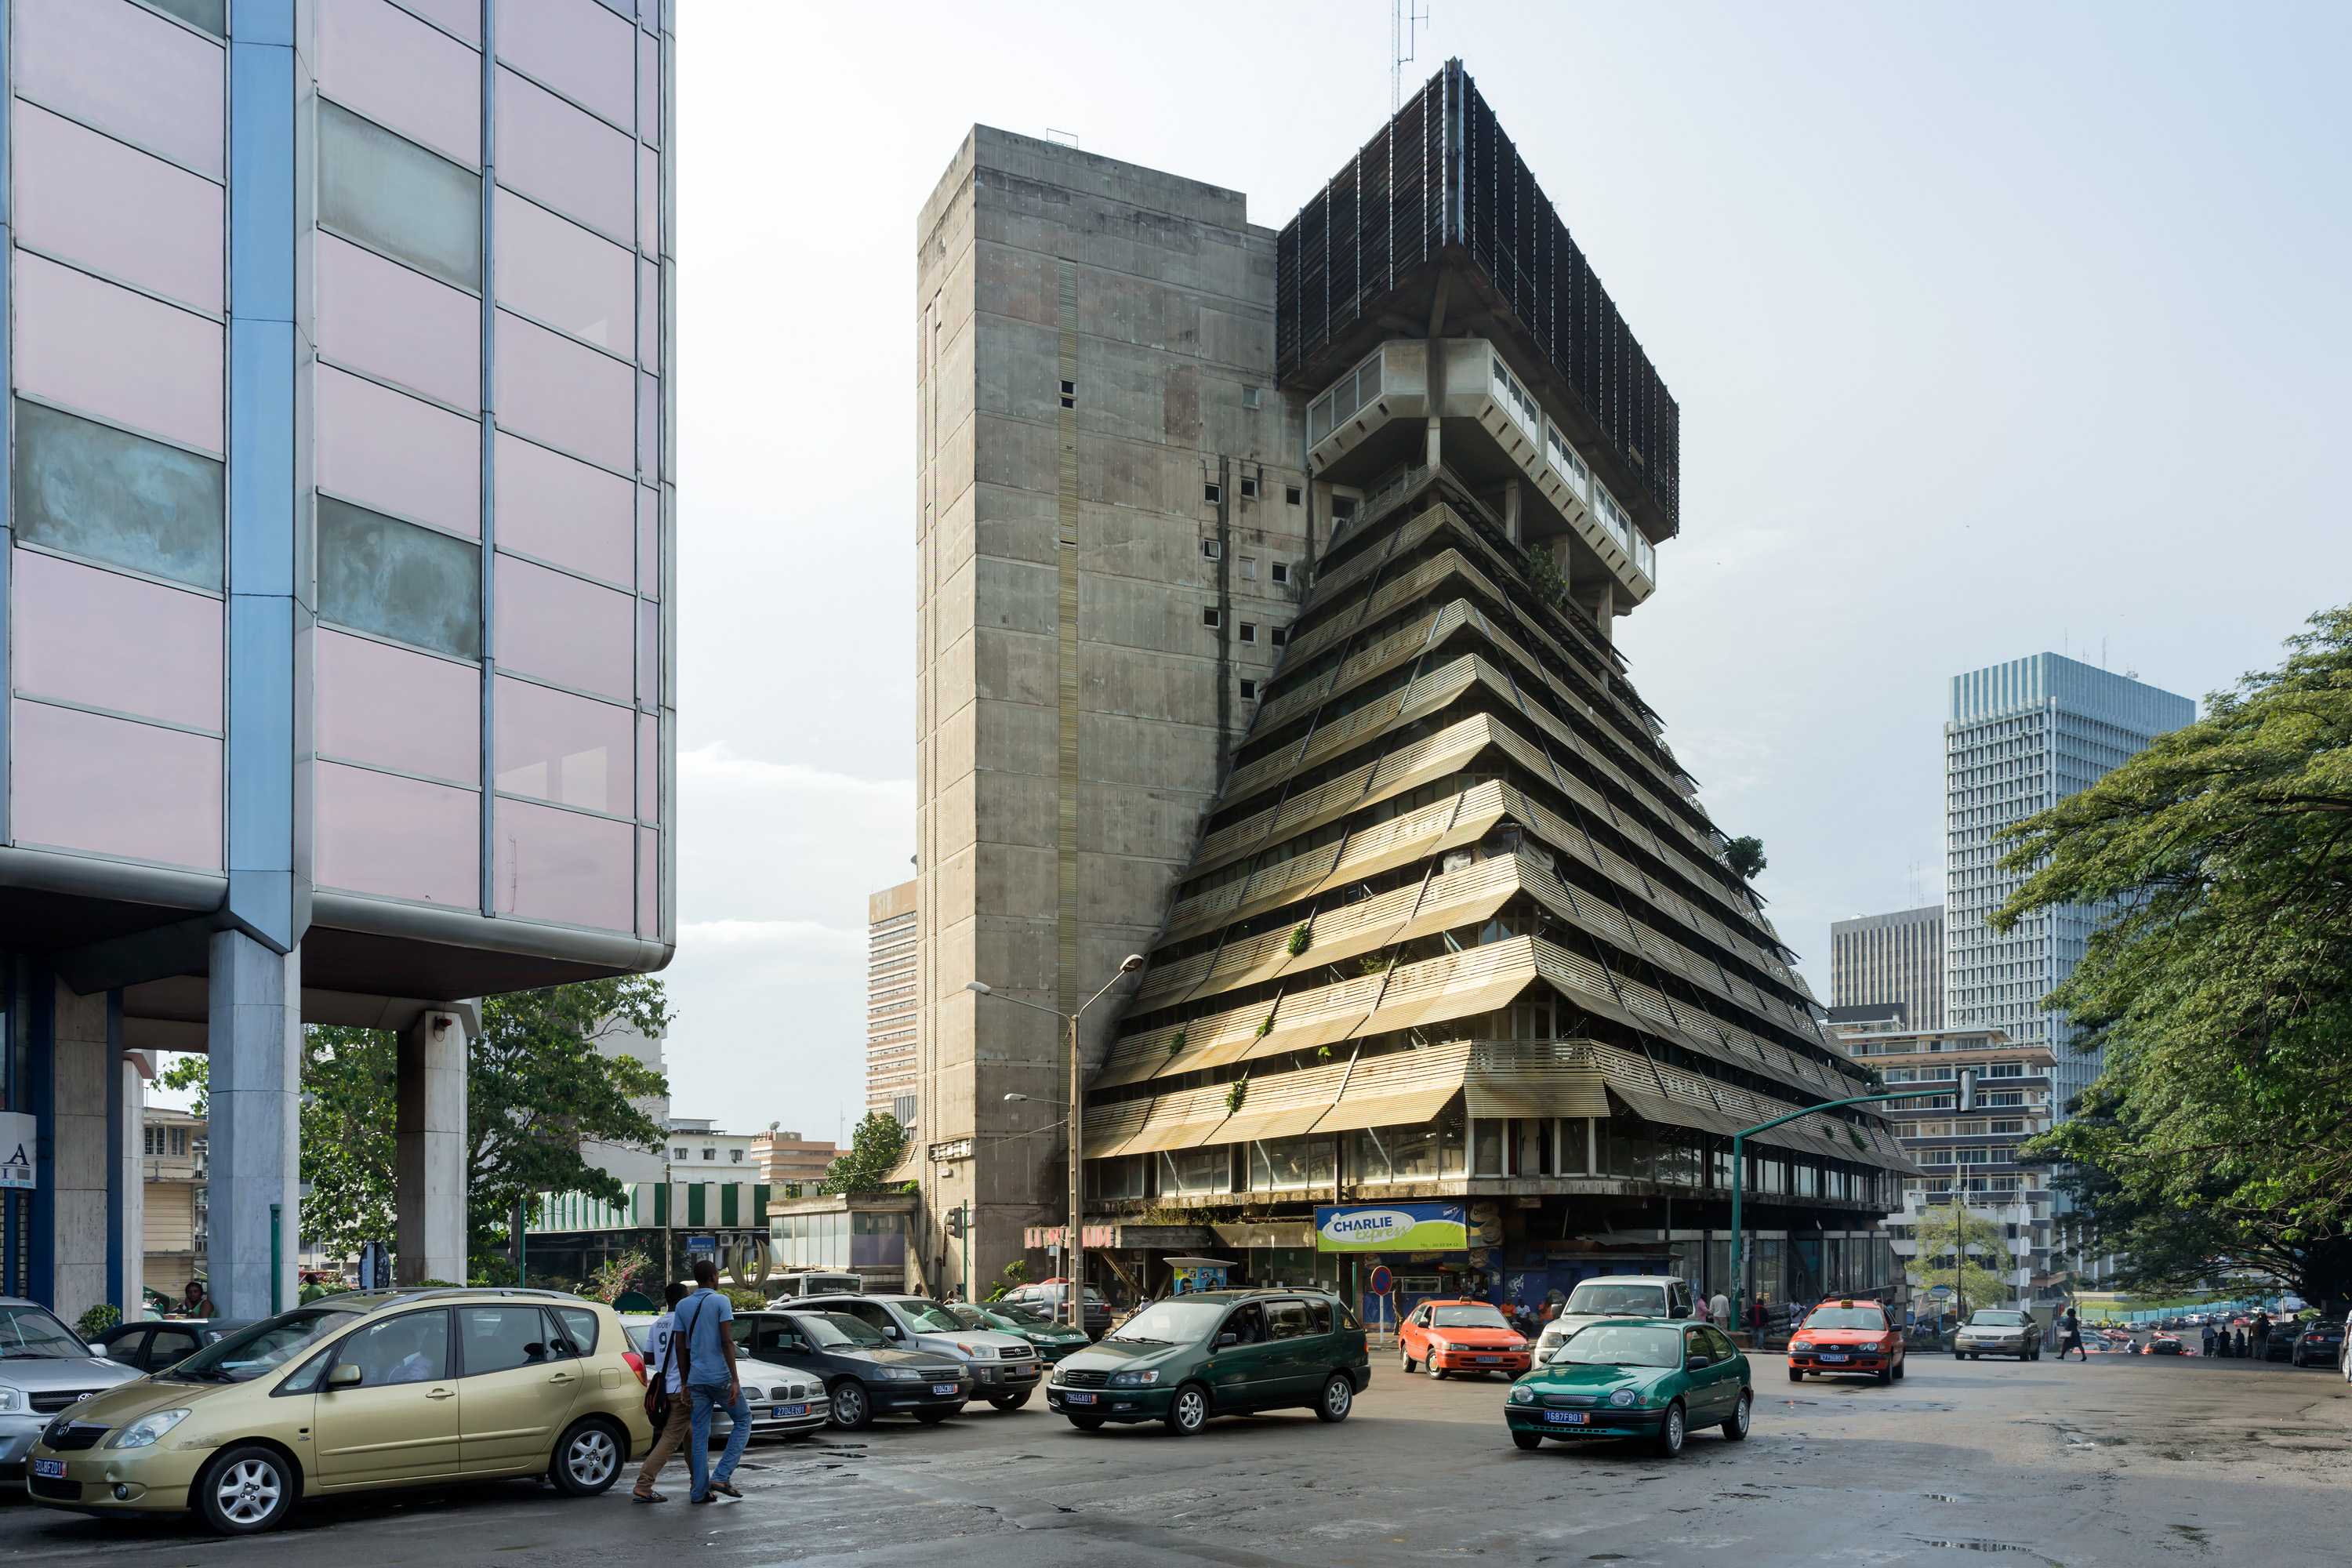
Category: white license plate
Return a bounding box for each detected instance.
[1063,1390,1098,1405]
[771,1404,808,1419]
[1544,1410,1588,1425]
[31,1458,65,1479]
[1818,1352,1848,1363]
[930,1383,959,1397]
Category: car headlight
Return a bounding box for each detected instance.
[0,1387,19,1414]
[1608,1388,1638,1408]
[1790,1338,1813,1349]
[1511,1385,1534,1404]
[108,1409,191,1450]
[1108,1369,1160,1388]
[877,1367,922,1381]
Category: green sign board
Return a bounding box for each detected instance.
[1313,1203,1467,1253]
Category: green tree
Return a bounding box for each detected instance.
[1992,607,2352,1301]
[1724,836,1768,880]
[821,1112,913,1195]
[1910,1201,2014,1317]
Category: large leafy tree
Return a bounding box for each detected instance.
[821,1111,913,1196]
[1908,1202,2016,1317]
[1991,607,2352,1301]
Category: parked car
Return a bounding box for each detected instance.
[26,1287,649,1536]
[2261,1322,2302,1363]
[87,1320,258,1375]
[1506,1319,1751,1458]
[731,1311,969,1429]
[1397,1298,1530,1379]
[1531,1276,1698,1363]
[795,1294,1040,1410]
[1046,1289,1370,1435]
[1787,1298,1907,1384]
[944,1301,1092,1365]
[1953,1308,2043,1363]
[1002,1281,1112,1339]
[0,1299,147,1490]
[2290,1319,2344,1367]
[620,1318,829,1439]
[768,1272,865,1301]
[2147,1332,2186,1355]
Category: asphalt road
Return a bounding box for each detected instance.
[4,1348,2347,1566]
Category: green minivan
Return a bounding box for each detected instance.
[1045,1290,1371,1435]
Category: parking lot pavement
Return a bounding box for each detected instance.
[4,1351,2348,1567]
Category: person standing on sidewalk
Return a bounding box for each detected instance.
[678,1259,751,1505]
[631,1283,690,1504]
[1709,1289,1731,1332]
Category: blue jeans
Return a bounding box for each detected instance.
[687,1381,751,1498]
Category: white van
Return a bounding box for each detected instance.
[769,1272,864,1301]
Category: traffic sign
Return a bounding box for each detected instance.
[1368,1265,1395,1296]
[685,1234,717,1258]
[1928,1284,1953,1298]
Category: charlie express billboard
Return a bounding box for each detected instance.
[1313,1203,1467,1253]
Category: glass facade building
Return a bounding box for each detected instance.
[0,0,677,1322]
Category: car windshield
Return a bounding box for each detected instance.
[898,1300,964,1332]
[1553,1325,1681,1369]
[991,1303,1054,1327]
[1969,1310,2028,1327]
[946,1305,990,1330]
[165,1308,353,1383]
[808,1312,887,1348]
[1805,1307,1889,1330]
[0,1304,89,1359]
[1432,1305,1511,1329]
[1565,1282,1668,1316]
[1110,1299,1227,1343]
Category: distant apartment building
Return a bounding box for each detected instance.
[1944,656,2194,1111]
[664,1117,757,1178]
[1833,1019,2064,1305]
[753,1127,840,1192]
[866,880,920,1125]
[1831,906,1943,1030]
[140,1107,208,1298]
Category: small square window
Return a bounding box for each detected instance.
[1271,561,1290,585]
[1240,557,1258,581]
[1240,476,1258,499]
[1239,622,1257,644]
[1271,626,1289,647]
[1242,385,1261,409]
[1202,607,1221,629]
[1285,485,1303,506]
[1200,539,1222,561]
[1240,678,1258,699]
[1204,481,1221,504]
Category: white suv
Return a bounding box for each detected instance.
[1534,1276,1700,1362]
[797,1294,1044,1410]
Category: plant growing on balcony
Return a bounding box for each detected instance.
[1167,1025,1186,1056]
[1287,922,1313,956]
[1255,1013,1275,1040]
[1225,1076,1250,1116]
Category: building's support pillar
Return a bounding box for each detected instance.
[116,1053,146,1319]
[42,982,111,1320]
[396,1009,470,1285]
[208,931,300,1319]
[1502,478,1522,545]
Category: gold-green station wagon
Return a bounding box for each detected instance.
[27,1288,653,1535]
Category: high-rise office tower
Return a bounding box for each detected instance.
[0,0,677,1318]
[1831,906,1944,1030]
[1944,655,2194,1109]
[914,63,1905,1308]
[866,880,920,1123]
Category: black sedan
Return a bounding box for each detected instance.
[735,1311,972,1430]
[89,1319,256,1372]
[2292,1318,2346,1367]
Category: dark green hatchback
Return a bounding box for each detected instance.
[948,1301,1093,1363]
[1046,1290,1370,1435]
[1504,1318,1752,1457]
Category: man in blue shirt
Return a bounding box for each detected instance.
[676,1258,749,1504]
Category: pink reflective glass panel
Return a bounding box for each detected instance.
[494,431,632,584]
[495,188,632,352]
[495,67,632,241]
[317,0,481,167]
[394,0,478,45]
[316,365,481,537]
[497,0,633,127]
[315,760,479,907]
[315,629,481,784]
[636,710,657,822]
[14,252,222,455]
[13,102,222,313]
[637,256,657,369]
[10,549,220,731]
[495,310,632,469]
[495,796,633,931]
[493,675,630,814]
[494,554,633,701]
[637,31,659,145]
[637,825,658,937]
[14,0,223,180]
[11,699,220,869]
[316,234,481,413]
[636,485,659,598]
[637,142,658,257]
[637,597,660,708]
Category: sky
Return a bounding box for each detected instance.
[652,0,2352,1143]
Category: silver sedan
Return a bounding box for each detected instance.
[1955,1308,2043,1361]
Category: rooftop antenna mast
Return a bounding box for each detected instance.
[1392,0,1430,112]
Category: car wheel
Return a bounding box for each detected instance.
[1511,1430,1544,1451]
[1427,1359,1447,1380]
[1787,1367,1803,1382]
[1164,1382,1210,1436]
[1876,1363,1893,1386]
[550,1417,624,1497]
[1722,1389,1752,1441]
[1399,1348,1416,1374]
[829,1378,873,1431]
[198,1445,296,1536]
[1315,1373,1354,1424]
[989,1390,1032,1411]
[1068,1414,1105,1432]
[1893,1359,1906,1381]
[1653,1400,1686,1459]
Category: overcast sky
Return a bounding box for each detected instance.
[645,0,2352,1145]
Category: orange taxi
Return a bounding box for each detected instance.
[1787,1298,1905,1385]
[1398,1298,1531,1379]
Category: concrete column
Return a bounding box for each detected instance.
[1424,416,1442,472]
[396,1009,469,1285]
[208,930,300,1319]
[1503,478,1522,545]
[116,1053,146,1318]
[45,982,111,1320]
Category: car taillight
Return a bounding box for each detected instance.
[623,1350,647,1385]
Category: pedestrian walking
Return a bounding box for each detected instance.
[2252,1311,2272,1361]
[631,1283,691,1504]
[2234,1326,2248,1359]
[2059,1305,2085,1362]
[677,1259,751,1504]
[1709,1289,1731,1331]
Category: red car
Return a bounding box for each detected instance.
[1399,1298,1531,1378]
[1787,1298,1906,1385]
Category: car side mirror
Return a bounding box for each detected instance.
[327,1363,364,1388]
[1687,1355,1711,1370]
[883,1325,901,1338]
[1218,1332,1239,1348]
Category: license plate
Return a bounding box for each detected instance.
[931,1384,959,1397]
[771,1403,808,1419]
[1063,1390,1098,1405]
[1819,1352,1848,1363]
[31,1458,65,1479]
[1475,1356,1498,1363]
[1544,1410,1588,1425]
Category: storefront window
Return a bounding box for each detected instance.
[1471,1119,1504,1177]
[1162,1145,1232,1196]
[1089,1155,1149,1200]
[1508,1118,1549,1176]
[1247,1136,1337,1192]
[1556,1118,1590,1174]
[1351,1109,1465,1183]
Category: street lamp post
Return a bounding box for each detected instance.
[967,955,1145,1329]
